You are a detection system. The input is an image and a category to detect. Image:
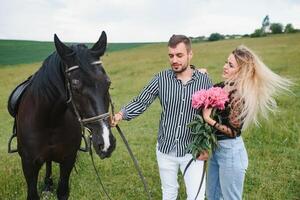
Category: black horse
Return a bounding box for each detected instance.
[13,31,116,200]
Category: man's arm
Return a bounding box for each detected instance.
[111,75,159,126]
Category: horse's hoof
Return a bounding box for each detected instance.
[43,185,52,192]
[41,191,54,200]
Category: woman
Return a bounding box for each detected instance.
[202,45,291,200]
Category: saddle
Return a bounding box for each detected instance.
[7,76,33,117]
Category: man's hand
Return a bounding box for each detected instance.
[197,151,209,161]
[110,111,123,127]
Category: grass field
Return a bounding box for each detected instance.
[0,39,149,66]
[0,33,299,200]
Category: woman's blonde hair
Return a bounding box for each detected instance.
[228,45,292,130]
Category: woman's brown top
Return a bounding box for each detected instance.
[213,82,244,140]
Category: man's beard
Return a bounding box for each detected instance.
[173,57,190,74]
[174,65,188,74]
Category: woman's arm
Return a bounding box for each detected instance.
[202,108,239,137]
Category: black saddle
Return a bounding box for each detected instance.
[7,76,33,117]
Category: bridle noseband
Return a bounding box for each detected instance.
[64,63,110,127]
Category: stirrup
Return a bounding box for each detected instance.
[8,121,18,153]
[8,133,18,153]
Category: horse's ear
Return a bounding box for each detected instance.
[90,31,107,58]
[54,34,75,63]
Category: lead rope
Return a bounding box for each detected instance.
[109,95,152,200]
[183,159,207,200]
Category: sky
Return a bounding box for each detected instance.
[1,0,300,43]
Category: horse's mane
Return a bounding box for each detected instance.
[30,44,94,102]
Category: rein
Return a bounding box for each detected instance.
[65,65,152,200]
[88,133,113,200]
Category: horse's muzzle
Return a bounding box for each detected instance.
[99,134,116,159]
[91,128,116,159]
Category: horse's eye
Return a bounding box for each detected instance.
[71,79,81,89]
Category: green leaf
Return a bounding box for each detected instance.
[187,121,198,127]
[187,113,220,158]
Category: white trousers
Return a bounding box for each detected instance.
[156,149,206,200]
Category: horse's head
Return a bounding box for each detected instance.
[54,31,116,159]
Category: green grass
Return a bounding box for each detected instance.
[0,39,150,66]
[0,33,299,199]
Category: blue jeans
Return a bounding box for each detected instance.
[206,137,248,200]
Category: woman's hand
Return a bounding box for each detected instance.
[197,68,208,74]
[197,151,209,161]
[202,107,216,126]
[202,107,212,121]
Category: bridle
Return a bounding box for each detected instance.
[64,63,152,200]
[64,63,110,128]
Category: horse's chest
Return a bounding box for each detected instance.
[40,129,81,161]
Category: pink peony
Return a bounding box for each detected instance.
[191,87,229,110]
[191,89,207,109]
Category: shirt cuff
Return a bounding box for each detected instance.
[121,107,129,120]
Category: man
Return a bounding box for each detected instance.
[112,34,212,200]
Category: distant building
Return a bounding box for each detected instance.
[262,15,271,33]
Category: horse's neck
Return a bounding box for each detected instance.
[30,56,67,101]
[28,91,68,118]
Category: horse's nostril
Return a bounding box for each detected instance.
[98,143,104,150]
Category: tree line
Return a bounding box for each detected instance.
[190,15,299,42]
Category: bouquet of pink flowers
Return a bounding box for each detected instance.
[187,87,229,159]
[192,87,229,110]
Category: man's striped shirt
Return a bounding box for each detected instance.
[122,68,212,157]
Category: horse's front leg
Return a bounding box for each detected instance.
[57,155,76,200]
[43,161,53,191]
[21,157,42,200]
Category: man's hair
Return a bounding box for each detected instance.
[168,34,192,52]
